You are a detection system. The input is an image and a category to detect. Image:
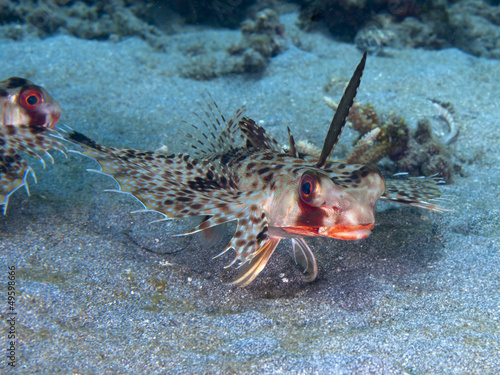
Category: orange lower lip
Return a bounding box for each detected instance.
[282,224,374,240]
[48,114,61,129]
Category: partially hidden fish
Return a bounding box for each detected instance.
[64,53,445,286]
[0,77,66,214]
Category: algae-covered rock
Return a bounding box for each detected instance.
[0,0,169,47]
[298,0,500,59]
[297,0,388,41]
[396,118,462,183]
[229,8,285,73]
[448,0,500,59]
[162,0,257,28]
[325,99,461,183]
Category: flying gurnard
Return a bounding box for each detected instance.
[0,77,64,214]
[62,52,444,286]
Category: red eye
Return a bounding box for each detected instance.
[20,89,44,110]
[299,174,316,204]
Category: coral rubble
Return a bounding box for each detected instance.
[297,0,500,59]
[297,0,388,41]
[228,8,285,73]
[447,0,500,59]
[397,118,461,183]
[323,97,461,183]
[346,101,410,165]
[180,7,285,79]
[0,0,170,48]
[162,0,257,28]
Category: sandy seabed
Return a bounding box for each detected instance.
[1,12,499,374]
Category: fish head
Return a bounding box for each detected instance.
[1,77,61,128]
[272,164,385,240]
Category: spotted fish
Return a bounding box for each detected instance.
[64,53,444,286]
[0,77,66,213]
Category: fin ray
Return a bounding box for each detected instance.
[228,238,281,287]
[64,129,245,219]
[292,238,318,283]
[187,100,246,157]
[238,117,283,151]
[0,124,67,214]
[380,175,448,211]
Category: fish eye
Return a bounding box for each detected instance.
[299,174,316,204]
[302,181,311,195]
[20,88,44,110]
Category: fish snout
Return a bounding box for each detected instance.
[317,204,376,240]
[344,204,376,227]
[45,102,62,129]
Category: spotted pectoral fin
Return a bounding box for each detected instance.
[292,238,318,283]
[0,150,32,214]
[207,206,281,286]
[65,130,244,219]
[380,175,447,211]
[1,124,66,163]
[0,125,67,214]
[66,129,280,286]
[195,216,228,247]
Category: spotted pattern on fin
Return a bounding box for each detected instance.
[0,125,66,213]
[380,175,446,211]
[66,129,277,282]
[220,207,270,267]
[68,130,240,216]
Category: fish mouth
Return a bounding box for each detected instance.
[282,224,374,240]
[47,113,61,129]
[47,104,62,129]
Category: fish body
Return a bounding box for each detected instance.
[65,54,444,285]
[213,136,385,243]
[0,77,65,213]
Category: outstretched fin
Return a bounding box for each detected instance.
[64,130,242,219]
[228,238,281,287]
[0,124,67,214]
[380,174,447,212]
[0,155,33,214]
[65,129,279,285]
